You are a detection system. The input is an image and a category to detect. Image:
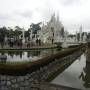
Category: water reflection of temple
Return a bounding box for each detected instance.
[0,49,59,63]
[79,48,90,89]
[0,50,41,59]
[79,63,90,88]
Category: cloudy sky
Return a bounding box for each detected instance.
[0,0,90,33]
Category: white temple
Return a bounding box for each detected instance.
[36,14,87,47]
[38,13,64,44]
[18,13,87,48]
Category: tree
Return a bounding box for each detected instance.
[15,26,22,31]
[60,27,64,37]
[77,33,80,41]
[25,31,29,38]
[30,22,41,34]
[14,26,22,38]
[0,27,8,42]
[8,29,14,38]
[68,34,75,38]
[0,27,8,48]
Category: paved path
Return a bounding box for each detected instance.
[33,82,81,90]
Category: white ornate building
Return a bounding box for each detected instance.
[38,13,64,44]
[29,14,87,47]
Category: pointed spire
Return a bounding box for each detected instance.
[80,25,82,33]
[56,12,59,22]
[52,12,55,17]
[41,22,45,30]
[79,25,83,42]
[76,30,78,34]
[42,22,44,27]
[50,12,55,22]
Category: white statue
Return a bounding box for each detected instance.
[79,25,82,43]
[22,27,25,44]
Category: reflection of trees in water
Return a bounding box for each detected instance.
[79,63,90,88]
[9,51,23,58]
[56,48,61,51]
[48,48,61,55]
[20,52,23,58]
[0,51,23,58]
[39,49,57,56]
[7,51,41,58]
[0,50,41,59]
[0,49,58,60]
[0,51,7,56]
[27,49,59,58]
[7,51,21,58]
[50,49,57,54]
[27,49,60,58]
[27,50,41,58]
[8,51,14,58]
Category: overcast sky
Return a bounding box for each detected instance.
[0,0,90,33]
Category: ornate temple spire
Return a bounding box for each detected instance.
[56,13,63,30]
[52,12,55,17]
[50,13,56,23]
[80,25,82,33]
[56,13,59,22]
[79,25,83,42]
[79,25,82,37]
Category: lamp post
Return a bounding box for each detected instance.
[51,27,54,44]
[29,30,32,41]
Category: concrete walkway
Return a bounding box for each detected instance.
[33,82,81,90]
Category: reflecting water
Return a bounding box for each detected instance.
[0,49,60,62]
[52,52,90,90]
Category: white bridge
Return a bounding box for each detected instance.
[40,32,87,48]
[54,37,87,48]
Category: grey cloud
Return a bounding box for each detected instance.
[60,0,81,6]
[40,9,53,21]
[16,10,33,18]
[36,4,54,21]
[0,13,15,27]
[0,13,12,20]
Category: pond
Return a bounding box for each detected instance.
[51,53,90,90]
[0,48,60,63]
